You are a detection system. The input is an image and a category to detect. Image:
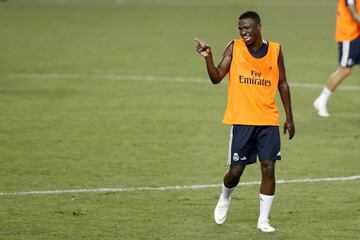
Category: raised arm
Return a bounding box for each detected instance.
[195,38,233,84]
[277,48,295,140]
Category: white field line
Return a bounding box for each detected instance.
[0,175,359,197]
[8,73,360,91]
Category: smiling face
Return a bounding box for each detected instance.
[238,17,262,47]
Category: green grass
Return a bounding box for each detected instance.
[0,0,359,239]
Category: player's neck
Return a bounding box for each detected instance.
[247,39,268,58]
[247,38,263,52]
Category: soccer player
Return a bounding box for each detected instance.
[195,11,295,232]
[313,0,360,117]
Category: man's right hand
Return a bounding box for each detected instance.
[195,38,211,58]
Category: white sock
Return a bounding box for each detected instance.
[221,183,236,201]
[258,193,274,223]
[318,87,332,104]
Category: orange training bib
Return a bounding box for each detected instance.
[223,39,280,126]
[336,0,360,42]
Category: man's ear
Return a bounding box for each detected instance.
[257,23,262,31]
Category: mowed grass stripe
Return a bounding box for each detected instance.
[1,175,359,197]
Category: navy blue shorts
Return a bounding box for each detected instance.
[338,35,360,67]
[227,125,281,166]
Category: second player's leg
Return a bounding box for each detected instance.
[326,67,351,91]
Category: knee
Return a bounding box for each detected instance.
[261,161,275,178]
[225,165,244,187]
[229,165,245,178]
[340,67,351,77]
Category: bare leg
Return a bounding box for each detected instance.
[214,165,246,225]
[223,165,246,188]
[326,67,351,91]
[260,160,276,195]
[313,67,351,117]
[257,160,276,232]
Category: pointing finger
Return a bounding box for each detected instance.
[194,37,210,48]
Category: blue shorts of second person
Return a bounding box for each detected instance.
[228,125,281,166]
[338,35,360,67]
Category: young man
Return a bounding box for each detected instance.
[313,0,360,117]
[195,11,295,232]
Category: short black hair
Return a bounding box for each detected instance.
[239,11,261,24]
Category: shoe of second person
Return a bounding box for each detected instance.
[313,98,330,117]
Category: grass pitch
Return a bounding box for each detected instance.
[0,0,359,239]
